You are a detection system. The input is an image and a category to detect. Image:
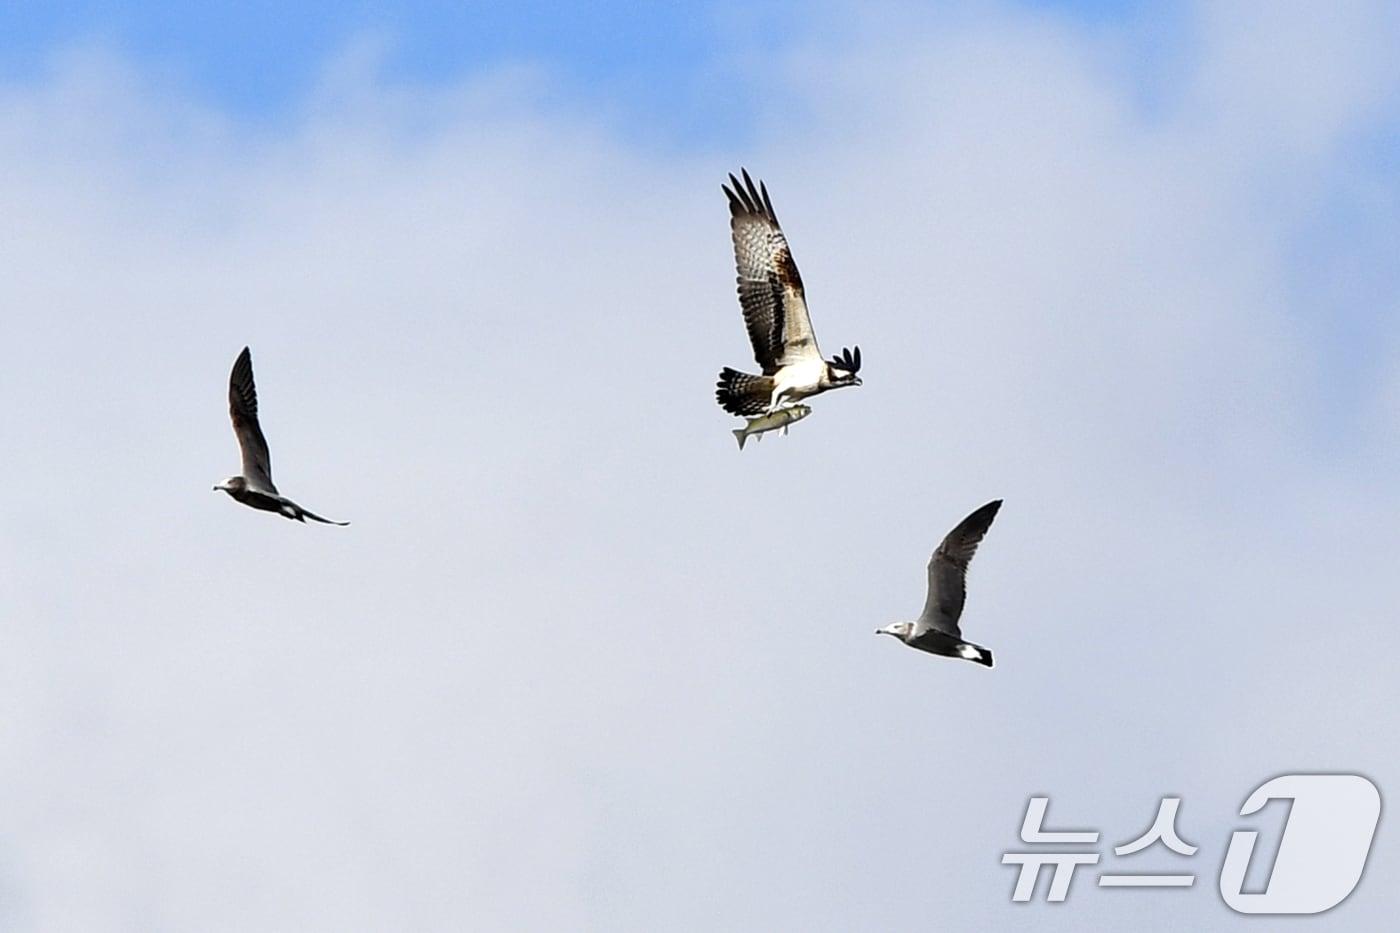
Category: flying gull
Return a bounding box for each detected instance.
[715,169,862,417]
[876,500,1002,667]
[213,346,349,525]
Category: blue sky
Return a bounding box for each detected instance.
[0,1,783,134]
[0,1,1163,140]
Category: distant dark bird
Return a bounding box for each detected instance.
[876,500,1002,667]
[213,347,349,525]
[715,169,861,417]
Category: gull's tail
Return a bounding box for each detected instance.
[957,641,994,668]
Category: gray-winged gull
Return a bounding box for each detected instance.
[876,499,1001,667]
[213,346,349,525]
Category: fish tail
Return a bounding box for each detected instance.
[733,427,748,450]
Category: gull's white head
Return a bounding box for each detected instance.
[875,622,914,640]
[213,476,245,494]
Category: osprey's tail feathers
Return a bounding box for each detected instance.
[716,368,773,416]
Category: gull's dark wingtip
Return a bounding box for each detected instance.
[973,499,1004,527]
[231,346,254,385]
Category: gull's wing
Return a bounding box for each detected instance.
[724,169,822,374]
[916,500,1002,637]
[227,347,278,495]
[282,497,349,526]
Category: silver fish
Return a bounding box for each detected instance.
[732,404,813,450]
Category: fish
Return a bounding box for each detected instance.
[732,404,813,450]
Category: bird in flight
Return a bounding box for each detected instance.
[715,169,862,417]
[876,500,1002,667]
[213,347,349,525]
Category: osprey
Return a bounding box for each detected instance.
[876,500,1002,667]
[213,346,349,525]
[715,169,862,416]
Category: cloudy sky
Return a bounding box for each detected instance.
[2,1,1399,929]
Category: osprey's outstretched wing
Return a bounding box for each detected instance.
[228,347,278,495]
[916,500,1002,638]
[724,169,822,374]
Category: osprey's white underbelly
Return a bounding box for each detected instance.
[773,358,825,402]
